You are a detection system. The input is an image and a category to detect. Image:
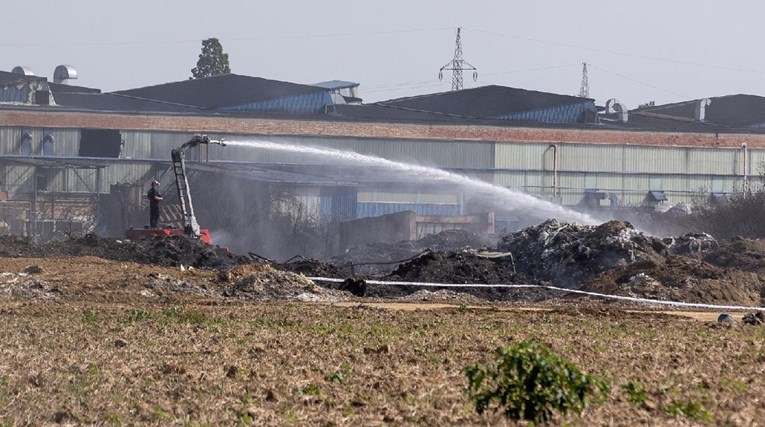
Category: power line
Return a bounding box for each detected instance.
[465,27,765,75]
[480,63,580,77]
[588,63,687,100]
[0,27,454,48]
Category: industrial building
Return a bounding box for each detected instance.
[1,65,764,254]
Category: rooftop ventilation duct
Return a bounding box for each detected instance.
[695,98,711,122]
[53,65,78,84]
[605,98,619,114]
[11,66,34,76]
[613,102,628,123]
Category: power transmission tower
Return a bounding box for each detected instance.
[579,62,590,98]
[439,27,478,91]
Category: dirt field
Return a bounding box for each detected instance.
[2,255,765,426]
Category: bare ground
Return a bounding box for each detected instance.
[1,256,765,425]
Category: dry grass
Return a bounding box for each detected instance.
[0,299,764,426]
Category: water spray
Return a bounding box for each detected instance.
[224,139,598,225]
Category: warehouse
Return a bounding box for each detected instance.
[1,66,764,255]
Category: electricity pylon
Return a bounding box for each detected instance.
[439,27,478,91]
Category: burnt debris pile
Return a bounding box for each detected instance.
[497,219,668,289]
[5,219,765,306]
[0,233,249,269]
[331,229,493,275]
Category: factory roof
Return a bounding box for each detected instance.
[48,82,101,94]
[52,92,202,113]
[113,74,328,109]
[0,70,46,86]
[375,85,593,119]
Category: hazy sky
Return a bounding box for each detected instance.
[2,1,764,108]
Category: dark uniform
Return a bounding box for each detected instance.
[148,186,162,228]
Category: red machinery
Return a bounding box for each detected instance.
[126,135,225,245]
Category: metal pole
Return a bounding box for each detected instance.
[742,143,748,192]
[550,144,558,197]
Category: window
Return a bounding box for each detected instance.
[20,129,32,156]
[649,177,662,191]
[79,129,122,158]
[42,130,54,156]
[36,169,50,191]
[584,173,598,191]
[711,176,724,194]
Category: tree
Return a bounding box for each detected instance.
[190,38,231,79]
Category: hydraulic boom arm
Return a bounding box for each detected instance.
[171,135,226,238]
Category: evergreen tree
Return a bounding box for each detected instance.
[190,38,231,79]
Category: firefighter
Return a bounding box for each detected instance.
[147,180,163,228]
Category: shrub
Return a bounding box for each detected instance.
[690,186,765,239]
[465,341,609,424]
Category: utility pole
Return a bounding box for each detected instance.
[439,27,478,91]
[578,62,590,98]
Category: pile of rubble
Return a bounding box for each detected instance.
[496,220,666,289]
[222,264,345,302]
[0,265,59,300]
[496,219,721,289]
[5,218,765,307]
[718,312,765,325]
[331,229,493,275]
[0,234,250,269]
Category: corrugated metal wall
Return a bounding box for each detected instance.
[0,122,762,224]
[492,101,593,124]
[357,203,460,218]
[210,134,494,169]
[493,141,753,205]
[0,127,78,156]
[0,85,33,104]
[220,92,334,115]
[357,191,459,204]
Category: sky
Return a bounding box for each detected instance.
[2,0,764,108]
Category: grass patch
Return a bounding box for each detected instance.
[126,307,150,322]
[302,383,321,395]
[621,381,648,405]
[664,399,712,423]
[325,363,352,384]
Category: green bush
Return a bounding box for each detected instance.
[465,341,609,424]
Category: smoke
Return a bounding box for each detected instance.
[185,138,607,259]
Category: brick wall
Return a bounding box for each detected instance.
[3,109,765,149]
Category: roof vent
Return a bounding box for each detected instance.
[695,98,711,122]
[613,102,628,123]
[53,65,78,84]
[11,66,35,76]
[605,98,620,114]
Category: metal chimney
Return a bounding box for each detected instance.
[11,66,34,76]
[613,102,628,123]
[695,98,711,122]
[53,65,78,84]
[605,98,619,114]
